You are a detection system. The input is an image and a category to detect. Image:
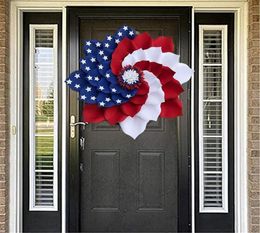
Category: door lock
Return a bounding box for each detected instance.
[70,115,88,138]
[80,137,85,150]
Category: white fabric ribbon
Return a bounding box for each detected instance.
[122,47,193,84]
[119,70,165,139]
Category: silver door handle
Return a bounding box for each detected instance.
[70,122,88,127]
[70,115,88,138]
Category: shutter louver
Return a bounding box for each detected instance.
[199,26,228,212]
[30,26,58,211]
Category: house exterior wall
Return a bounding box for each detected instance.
[248,0,260,232]
[0,0,9,232]
[0,0,258,232]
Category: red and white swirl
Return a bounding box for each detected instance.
[109,32,192,139]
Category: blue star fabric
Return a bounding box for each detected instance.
[65,25,138,107]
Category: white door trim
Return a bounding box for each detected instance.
[9,1,248,233]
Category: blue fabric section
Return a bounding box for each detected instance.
[80,58,97,72]
[79,86,99,104]
[114,25,136,40]
[66,25,138,107]
[65,70,89,92]
[105,70,118,84]
[102,35,117,50]
[120,88,138,98]
[96,50,112,63]
[109,83,124,94]
[111,94,128,105]
[86,69,101,87]
[96,92,115,107]
[97,78,111,94]
[97,61,111,76]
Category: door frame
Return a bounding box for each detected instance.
[9,1,248,233]
[67,7,192,232]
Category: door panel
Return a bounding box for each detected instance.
[68,7,191,233]
[81,119,178,232]
[90,150,120,211]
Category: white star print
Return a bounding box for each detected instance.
[118,32,123,37]
[86,49,92,53]
[105,97,111,102]
[91,96,96,100]
[85,86,91,92]
[126,94,132,98]
[105,73,110,78]
[111,88,117,93]
[98,64,104,70]
[99,86,104,91]
[81,95,86,100]
[74,73,80,79]
[66,79,72,84]
[87,75,93,80]
[90,57,96,62]
[94,77,99,81]
[115,39,120,44]
[103,56,108,61]
[129,31,134,36]
[96,42,101,47]
[107,35,112,41]
[75,84,80,89]
[116,99,122,104]
[123,26,128,31]
[85,66,91,71]
[99,102,105,107]
[81,59,86,64]
[86,41,91,46]
[104,43,109,48]
[99,50,104,55]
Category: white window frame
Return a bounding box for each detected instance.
[198,25,228,213]
[29,24,58,211]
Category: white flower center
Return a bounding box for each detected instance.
[122,69,139,85]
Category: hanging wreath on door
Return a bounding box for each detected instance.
[66,25,192,139]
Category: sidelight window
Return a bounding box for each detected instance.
[198,25,228,213]
[29,25,58,211]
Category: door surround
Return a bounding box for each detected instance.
[9,1,248,233]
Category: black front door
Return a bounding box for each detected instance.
[68,7,191,233]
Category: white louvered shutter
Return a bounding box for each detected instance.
[29,26,58,211]
[199,26,228,212]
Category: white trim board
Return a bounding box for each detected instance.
[61,6,67,233]
[9,2,248,233]
[10,0,247,8]
[28,24,59,212]
[10,0,248,2]
[198,25,229,213]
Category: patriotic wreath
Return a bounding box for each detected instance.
[66,25,192,139]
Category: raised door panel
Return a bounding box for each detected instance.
[137,151,165,211]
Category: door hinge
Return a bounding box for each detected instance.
[188,154,191,168]
[188,222,192,231]
[11,125,16,135]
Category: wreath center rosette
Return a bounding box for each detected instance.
[65,25,193,139]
